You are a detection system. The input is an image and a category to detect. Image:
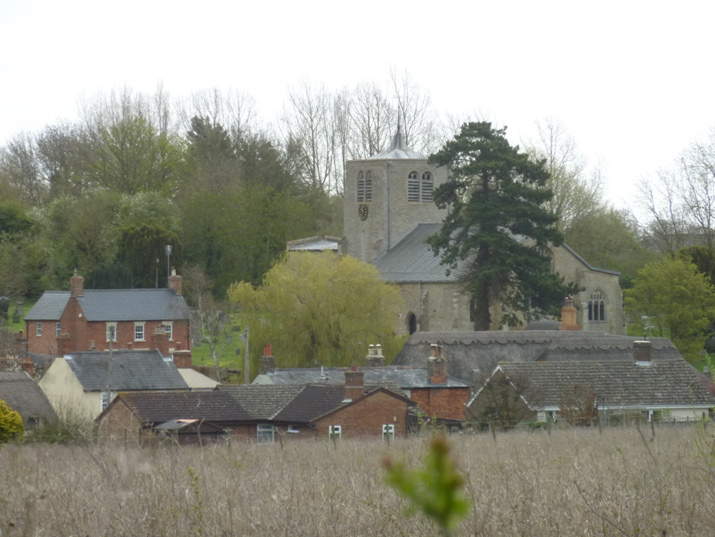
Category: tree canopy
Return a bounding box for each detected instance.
[624,257,715,364]
[227,252,404,376]
[427,122,577,330]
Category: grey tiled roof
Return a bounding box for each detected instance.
[115,391,249,424]
[64,350,188,392]
[219,384,305,420]
[0,372,56,424]
[25,289,190,321]
[486,359,715,408]
[394,331,683,384]
[24,292,69,321]
[256,366,469,388]
[272,384,348,423]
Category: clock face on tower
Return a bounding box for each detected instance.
[359,203,369,221]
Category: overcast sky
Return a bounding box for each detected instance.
[2,0,714,212]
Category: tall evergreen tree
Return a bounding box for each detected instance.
[427,122,576,330]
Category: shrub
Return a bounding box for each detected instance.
[0,399,24,442]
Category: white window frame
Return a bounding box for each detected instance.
[329,425,342,440]
[100,391,111,411]
[163,321,174,340]
[382,424,395,442]
[36,322,42,337]
[288,425,300,434]
[134,322,145,342]
[106,322,117,342]
[56,322,61,336]
[257,424,274,444]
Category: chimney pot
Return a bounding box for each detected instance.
[168,269,183,296]
[259,343,275,375]
[559,296,580,330]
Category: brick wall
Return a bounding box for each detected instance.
[313,390,409,439]
[409,387,471,421]
[97,398,144,445]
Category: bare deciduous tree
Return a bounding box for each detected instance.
[639,129,715,253]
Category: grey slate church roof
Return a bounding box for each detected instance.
[25,288,190,321]
[64,350,188,392]
[472,359,715,409]
[394,331,683,384]
[0,372,56,424]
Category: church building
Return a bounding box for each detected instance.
[340,128,625,335]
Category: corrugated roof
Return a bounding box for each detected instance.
[25,289,190,322]
[0,372,56,424]
[485,359,715,408]
[117,390,249,424]
[64,350,188,392]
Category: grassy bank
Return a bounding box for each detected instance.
[1,425,714,536]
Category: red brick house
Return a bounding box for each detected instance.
[98,370,416,445]
[25,270,191,356]
[253,344,471,422]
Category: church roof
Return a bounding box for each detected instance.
[368,127,426,160]
[373,223,461,283]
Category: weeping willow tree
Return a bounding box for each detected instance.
[228,251,405,377]
[118,223,181,288]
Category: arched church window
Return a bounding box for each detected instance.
[588,290,606,322]
[421,172,433,202]
[408,171,420,202]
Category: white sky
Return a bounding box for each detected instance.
[1,0,714,212]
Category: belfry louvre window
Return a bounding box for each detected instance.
[357,171,373,202]
[421,172,433,202]
[588,291,606,322]
[408,171,420,202]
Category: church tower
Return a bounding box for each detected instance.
[343,127,448,263]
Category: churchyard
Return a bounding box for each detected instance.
[1,424,714,536]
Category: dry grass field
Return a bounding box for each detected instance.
[1,425,714,536]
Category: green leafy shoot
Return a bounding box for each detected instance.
[383,435,470,535]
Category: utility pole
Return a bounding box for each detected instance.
[244,326,249,384]
[165,245,172,285]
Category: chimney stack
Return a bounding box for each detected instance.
[56,332,71,356]
[366,343,385,367]
[428,344,447,385]
[151,326,170,356]
[168,268,183,296]
[344,367,365,401]
[70,270,84,298]
[259,343,275,374]
[633,340,652,363]
[559,296,580,330]
[21,356,34,379]
[173,349,192,369]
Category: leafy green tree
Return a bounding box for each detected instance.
[427,122,577,330]
[565,207,658,288]
[228,251,404,376]
[625,257,715,363]
[0,399,24,442]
